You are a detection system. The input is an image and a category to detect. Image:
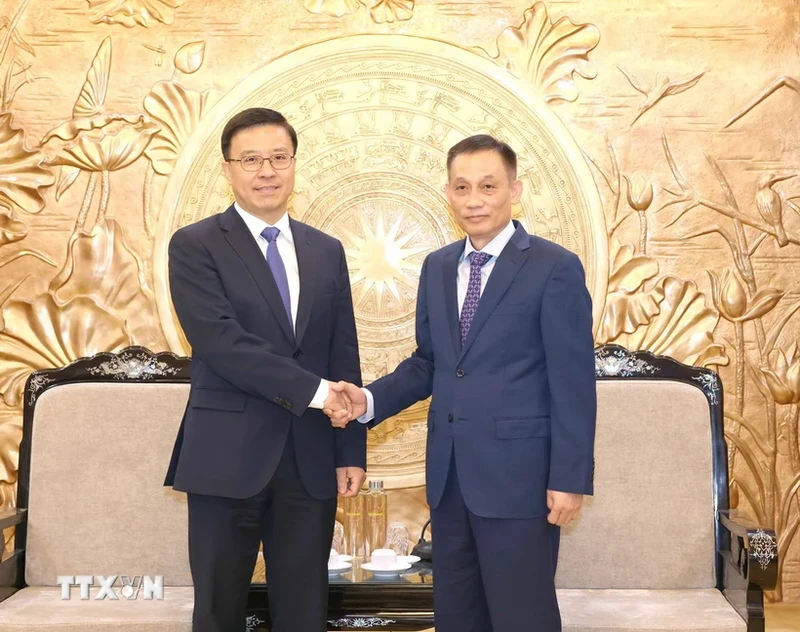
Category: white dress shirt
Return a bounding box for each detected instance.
[359,220,517,422]
[456,220,517,314]
[235,203,329,409]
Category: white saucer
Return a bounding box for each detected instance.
[361,561,412,574]
[338,554,353,562]
[327,561,352,572]
[398,555,421,564]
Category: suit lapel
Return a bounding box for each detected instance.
[290,218,316,349]
[459,224,530,360]
[442,243,463,362]
[219,206,296,345]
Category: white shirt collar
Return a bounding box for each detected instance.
[234,202,294,245]
[462,220,516,261]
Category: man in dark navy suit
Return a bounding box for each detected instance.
[165,108,365,632]
[331,135,596,632]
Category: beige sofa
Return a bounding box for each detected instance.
[0,344,777,631]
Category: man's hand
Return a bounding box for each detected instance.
[336,466,366,497]
[546,490,584,526]
[328,382,367,428]
[323,384,351,422]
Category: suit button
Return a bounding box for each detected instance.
[448,414,453,423]
[292,348,302,359]
[456,369,465,378]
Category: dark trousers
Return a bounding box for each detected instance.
[431,453,561,632]
[187,432,337,632]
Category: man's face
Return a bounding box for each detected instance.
[221,124,295,220]
[446,150,522,247]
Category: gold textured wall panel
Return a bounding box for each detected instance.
[0,0,798,600]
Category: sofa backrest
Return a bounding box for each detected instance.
[556,348,724,590]
[19,346,725,591]
[20,349,192,587]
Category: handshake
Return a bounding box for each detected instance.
[322,382,367,428]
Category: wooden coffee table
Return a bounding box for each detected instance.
[247,558,434,630]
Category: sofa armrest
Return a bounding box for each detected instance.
[0,509,26,603]
[0,509,26,531]
[718,509,778,590]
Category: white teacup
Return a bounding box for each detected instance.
[329,549,339,565]
[371,548,397,569]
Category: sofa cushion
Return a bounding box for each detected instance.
[556,380,716,590]
[0,586,193,631]
[25,383,191,587]
[558,589,745,632]
[0,587,745,632]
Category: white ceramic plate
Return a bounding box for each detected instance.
[361,562,412,574]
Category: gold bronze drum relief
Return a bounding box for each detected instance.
[155,34,608,487]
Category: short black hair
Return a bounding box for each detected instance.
[446,134,517,177]
[220,108,298,160]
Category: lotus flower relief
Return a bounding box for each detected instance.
[0,410,20,482]
[612,276,728,368]
[86,0,187,28]
[707,268,783,323]
[597,240,727,368]
[44,113,159,172]
[596,239,661,343]
[143,83,217,175]
[0,204,56,274]
[0,112,54,215]
[485,2,599,103]
[760,343,800,469]
[304,0,363,17]
[0,209,26,247]
[622,173,655,254]
[41,37,159,231]
[49,218,167,350]
[138,40,219,240]
[367,0,414,23]
[0,407,21,512]
[0,293,131,408]
[761,343,800,405]
[624,174,654,212]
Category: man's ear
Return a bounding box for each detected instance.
[510,176,523,204]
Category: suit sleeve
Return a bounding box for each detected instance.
[168,228,320,416]
[541,252,597,495]
[329,242,367,469]
[367,255,435,426]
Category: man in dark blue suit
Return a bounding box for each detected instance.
[331,135,596,632]
[165,108,365,632]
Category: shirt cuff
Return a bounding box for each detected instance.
[358,388,376,424]
[308,379,329,409]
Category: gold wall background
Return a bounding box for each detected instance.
[0,0,798,600]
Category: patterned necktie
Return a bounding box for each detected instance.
[261,226,293,328]
[460,251,492,345]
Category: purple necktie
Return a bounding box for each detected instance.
[261,226,293,328]
[460,251,492,345]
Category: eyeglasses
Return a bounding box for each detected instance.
[228,154,295,171]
